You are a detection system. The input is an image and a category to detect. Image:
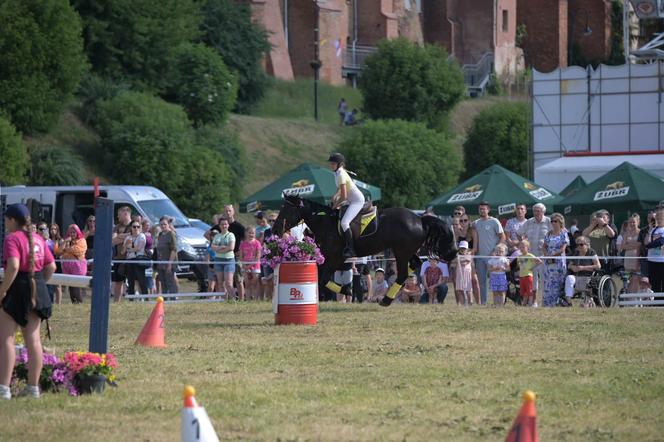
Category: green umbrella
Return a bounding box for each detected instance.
[555,161,664,217]
[428,165,563,217]
[240,163,381,213]
[560,175,587,198]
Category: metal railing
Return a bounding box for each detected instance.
[343,45,378,73]
[462,52,494,96]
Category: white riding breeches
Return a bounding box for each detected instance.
[341,200,364,231]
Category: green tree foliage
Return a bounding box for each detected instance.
[72,0,200,93]
[0,117,28,185]
[95,91,233,219]
[360,38,465,128]
[463,102,529,179]
[77,73,131,125]
[339,120,462,208]
[0,0,88,133]
[200,0,271,113]
[165,43,238,126]
[28,146,86,186]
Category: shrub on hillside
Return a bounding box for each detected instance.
[360,39,465,129]
[72,0,200,93]
[77,74,130,125]
[463,101,529,179]
[0,0,88,133]
[200,0,271,113]
[28,146,86,186]
[338,120,462,208]
[194,125,247,201]
[96,91,235,217]
[165,43,238,126]
[0,117,28,185]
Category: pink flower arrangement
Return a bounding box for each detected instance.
[64,351,118,396]
[262,234,325,269]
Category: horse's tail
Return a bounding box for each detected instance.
[420,215,456,260]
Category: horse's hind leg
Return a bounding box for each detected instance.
[379,253,410,307]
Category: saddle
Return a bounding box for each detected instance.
[338,201,378,238]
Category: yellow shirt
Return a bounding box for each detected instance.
[518,253,538,277]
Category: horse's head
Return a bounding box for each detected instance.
[272,194,306,236]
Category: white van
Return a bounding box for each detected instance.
[1,185,208,280]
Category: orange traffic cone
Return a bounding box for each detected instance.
[181,385,219,442]
[135,296,166,348]
[505,390,539,442]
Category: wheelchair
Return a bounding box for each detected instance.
[562,270,617,308]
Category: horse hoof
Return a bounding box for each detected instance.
[379,297,393,307]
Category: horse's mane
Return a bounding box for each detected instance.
[303,198,334,215]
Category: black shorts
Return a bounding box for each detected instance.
[111,262,127,282]
[2,271,52,327]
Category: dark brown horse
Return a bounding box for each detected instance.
[272,195,457,306]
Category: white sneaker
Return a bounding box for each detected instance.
[531,302,538,308]
[17,385,40,398]
[0,385,10,400]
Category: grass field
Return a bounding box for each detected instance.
[2,301,663,441]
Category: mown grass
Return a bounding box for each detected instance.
[2,302,663,441]
[252,78,363,126]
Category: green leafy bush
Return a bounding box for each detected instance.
[77,74,130,125]
[463,101,529,179]
[96,91,235,219]
[338,120,462,208]
[72,0,200,93]
[28,146,86,186]
[360,38,465,128]
[200,0,271,113]
[0,117,28,185]
[165,43,237,126]
[194,125,246,201]
[0,0,88,133]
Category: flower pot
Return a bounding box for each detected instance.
[75,374,106,395]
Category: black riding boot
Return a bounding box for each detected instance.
[342,229,356,258]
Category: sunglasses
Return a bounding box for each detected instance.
[551,219,560,223]
[460,219,469,223]
[38,227,48,232]
[454,212,462,216]
[131,225,141,229]
[268,219,276,223]
[576,242,588,246]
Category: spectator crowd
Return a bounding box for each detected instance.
[28,200,664,307]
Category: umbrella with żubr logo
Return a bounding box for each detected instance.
[427,165,563,217]
[239,163,381,213]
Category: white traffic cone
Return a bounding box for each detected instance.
[181,385,219,442]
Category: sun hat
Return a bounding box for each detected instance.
[375,267,385,273]
[458,240,469,249]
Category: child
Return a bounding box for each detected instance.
[400,274,422,303]
[455,241,473,306]
[369,268,389,303]
[517,240,542,307]
[487,244,510,306]
[239,226,262,301]
[423,257,444,304]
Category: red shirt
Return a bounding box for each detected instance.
[2,231,54,273]
[424,266,443,287]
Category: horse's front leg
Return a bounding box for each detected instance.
[379,254,410,307]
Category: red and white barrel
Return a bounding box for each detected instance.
[273,262,318,325]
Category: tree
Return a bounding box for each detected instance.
[29,146,86,186]
[463,101,529,179]
[360,38,465,128]
[200,0,271,113]
[338,120,462,208]
[0,117,28,185]
[0,0,88,133]
[165,43,238,126]
[72,0,200,93]
[95,91,235,218]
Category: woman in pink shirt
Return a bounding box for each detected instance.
[0,204,56,400]
[239,226,262,301]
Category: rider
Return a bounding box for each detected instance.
[328,152,365,259]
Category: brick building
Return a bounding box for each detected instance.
[245,0,522,85]
[518,0,615,73]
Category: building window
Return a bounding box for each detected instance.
[502,10,508,32]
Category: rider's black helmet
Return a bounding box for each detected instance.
[328,152,345,164]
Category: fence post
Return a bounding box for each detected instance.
[89,197,113,353]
